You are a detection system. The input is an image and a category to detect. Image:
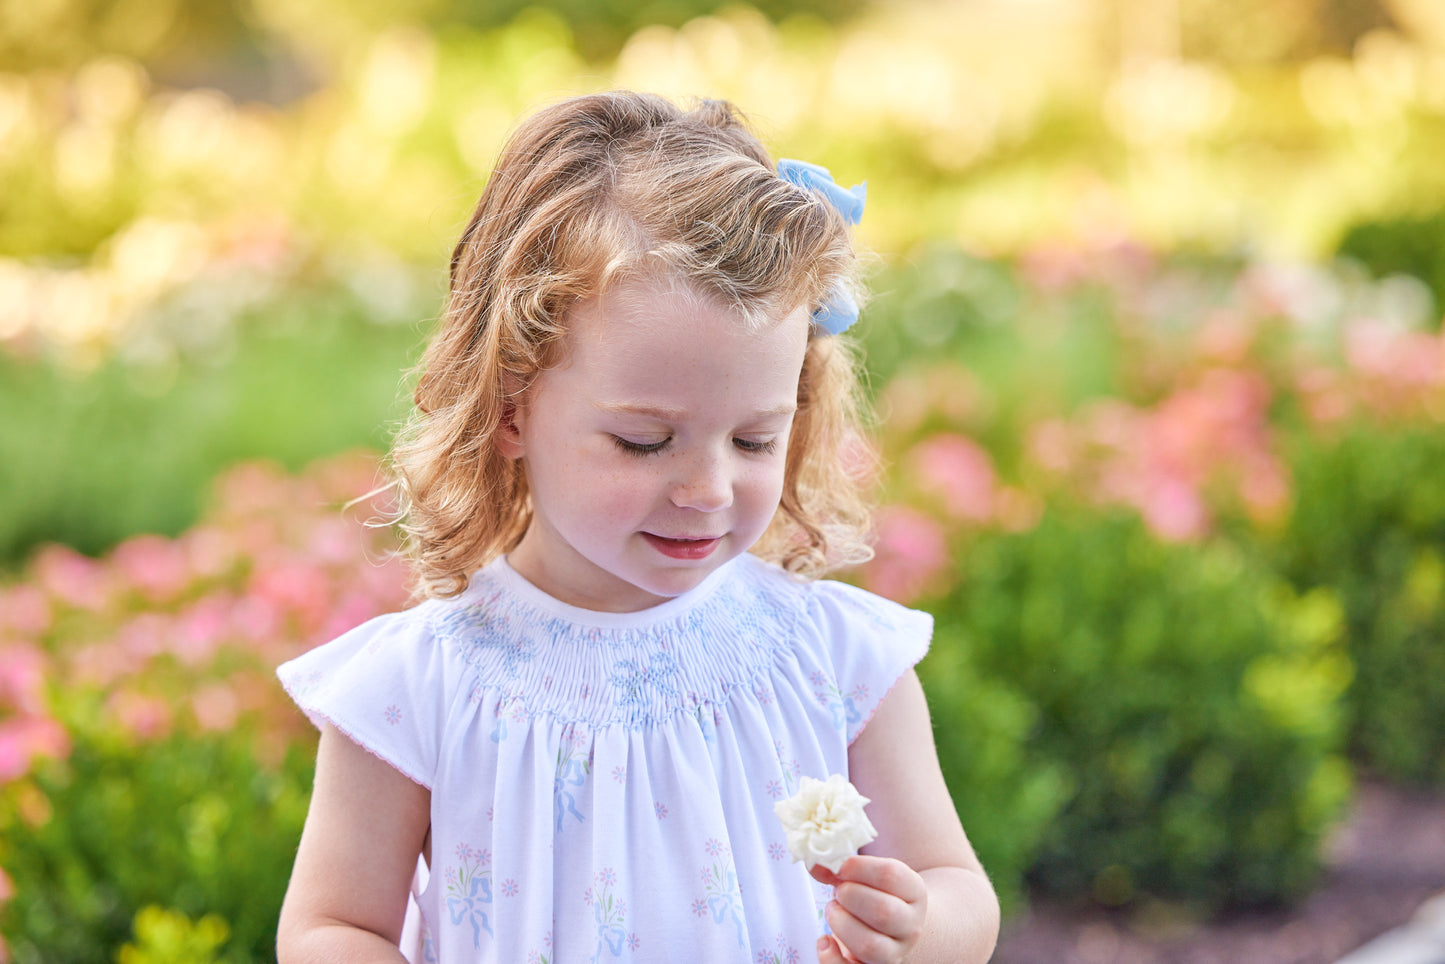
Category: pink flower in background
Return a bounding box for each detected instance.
[0,453,412,781]
[1344,321,1445,418]
[1139,475,1209,542]
[1296,366,1353,426]
[248,560,334,634]
[33,544,112,611]
[861,506,949,604]
[107,689,173,743]
[112,534,192,603]
[910,434,996,523]
[1026,419,1076,474]
[173,596,233,666]
[0,716,70,782]
[0,585,51,636]
[191,683,241,732]
[319,591,385,641]
[180,524,238,581]
[0,645,48,714]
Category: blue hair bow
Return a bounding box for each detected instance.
[777,158,866,335]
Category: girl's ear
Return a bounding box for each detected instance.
[496,375,526,460]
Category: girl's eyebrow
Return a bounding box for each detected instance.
[597,401,797,420]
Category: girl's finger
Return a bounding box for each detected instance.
[832,880,916,940]
[816,934,849,964]
[826,899,898,964]
[835,856,927,904]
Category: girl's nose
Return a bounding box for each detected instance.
[671,452,733,512]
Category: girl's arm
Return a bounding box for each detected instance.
[820,669,1000,964]
[277,724,431,964]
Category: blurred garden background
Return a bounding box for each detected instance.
[2,0,1444,960]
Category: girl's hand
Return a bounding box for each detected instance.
[810,855,927,964]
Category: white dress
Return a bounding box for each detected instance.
[277,552,930,964]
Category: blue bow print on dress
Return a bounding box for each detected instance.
[777,158,867,335]
[446,875,494,948]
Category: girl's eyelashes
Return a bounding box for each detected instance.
[733,437,779,455]
[612,436,670,457]
[609,436,780,457]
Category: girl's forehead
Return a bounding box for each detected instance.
[553,275,809,401]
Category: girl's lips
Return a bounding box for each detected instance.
[642,533,722,560]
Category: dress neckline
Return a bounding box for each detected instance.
[489,553,747,631]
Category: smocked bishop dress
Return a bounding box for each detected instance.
[277,552,930,964]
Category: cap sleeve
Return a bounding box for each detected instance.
[806,580,933,744]
[276,606,455,789]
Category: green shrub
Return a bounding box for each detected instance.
[0,729,313,964]
[1336,211,1445,323]
[0,294,420,570]
[918,645,1071,915]
[1272,423,1445,785]
[927,510,1352,909]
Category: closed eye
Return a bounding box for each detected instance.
[734,437,779,455]
[612,436,670,457]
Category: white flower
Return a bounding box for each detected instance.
[772,774,877,873]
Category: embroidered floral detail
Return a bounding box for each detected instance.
[443,843,493,949]
[433,556,808,727]
[610,651,679,714]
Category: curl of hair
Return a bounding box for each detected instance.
[389,91,875,598]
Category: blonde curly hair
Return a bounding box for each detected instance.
[391,91,877,599]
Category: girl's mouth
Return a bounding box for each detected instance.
[642,533,722,560]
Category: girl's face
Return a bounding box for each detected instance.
[502,272,810,612]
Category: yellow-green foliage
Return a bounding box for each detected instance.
[118,906,230,964]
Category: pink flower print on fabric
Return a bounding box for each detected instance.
[584,868,636,962]
[773,740,803,795]
[699,841,746,948]
[384,704,401,725]
[757,938,802,964]
[654,801,668,819]
[527,930,554,964]
[444,843,493,948]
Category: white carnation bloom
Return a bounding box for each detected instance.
[773,774,878,873]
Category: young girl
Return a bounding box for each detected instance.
[276,91,999,964]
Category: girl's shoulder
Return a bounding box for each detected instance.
[755,559,934,744]
[740,555,934,653]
